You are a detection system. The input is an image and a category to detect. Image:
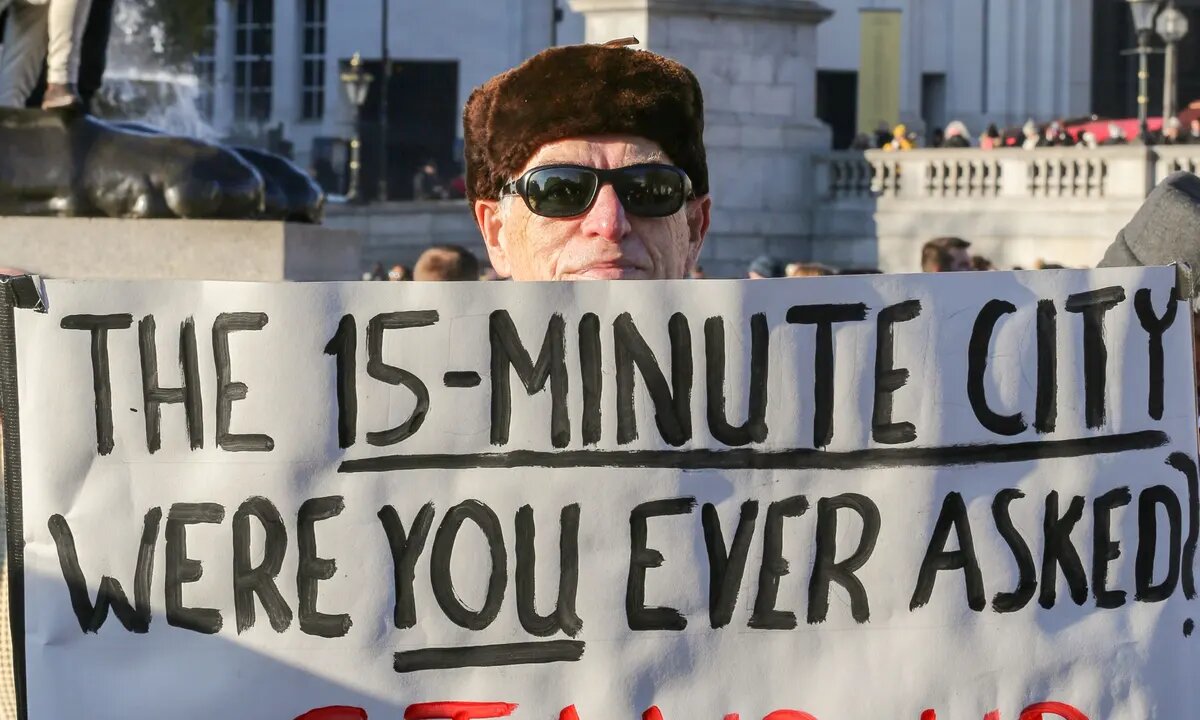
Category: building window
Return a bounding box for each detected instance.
[301,0,326,120]
[234,0,273,122]
[193,9,216,120]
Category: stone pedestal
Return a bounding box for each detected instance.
[0,217,362,281]
[569,0,833,277]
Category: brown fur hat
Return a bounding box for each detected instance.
[463,42,707,203]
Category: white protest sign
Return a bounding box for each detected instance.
[2,268,1198,720]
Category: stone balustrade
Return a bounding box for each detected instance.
[814,145,1199,202]
[811,145,1200,272]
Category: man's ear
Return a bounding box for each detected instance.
[685,195,712,270]
[474,199,512,278]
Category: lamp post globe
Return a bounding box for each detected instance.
[1157,6,1189,43]
[1157,5,1188,125]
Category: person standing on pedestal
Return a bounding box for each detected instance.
[0,0,94,109]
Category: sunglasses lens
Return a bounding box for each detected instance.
[616,166,687,217]
[524,167,599,217]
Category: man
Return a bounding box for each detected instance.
[882,123,912,152]
[464,38,710,281]
[0,0,94,109]
[1097,171,1200,412]
[747,255,784,279]
[413,245,479,281]
[1161,117,1184,145]
[412,160,446,201]
[1021,120,1040,150]
[920,236,972,272]
[942,121,971,148]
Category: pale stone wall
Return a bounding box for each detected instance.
[324,201,485,272]
[0,219,362,281]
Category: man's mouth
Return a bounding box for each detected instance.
[565,260,647,280]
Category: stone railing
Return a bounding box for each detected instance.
[810,144,1200,273]
[1154,145,1200,183]
[814,145,1200,203]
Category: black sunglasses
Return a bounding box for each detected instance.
[500,163,695,218]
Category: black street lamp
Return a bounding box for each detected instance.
[1125,0,1162,143]
[379,0,391,202]
[340,53,373,202]
[1157,2,1188,123]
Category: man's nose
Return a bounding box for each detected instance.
[579,185,631,241]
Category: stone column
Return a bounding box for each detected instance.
[212,0,237,137]
[568,0,834,277]
[272,0,301,125]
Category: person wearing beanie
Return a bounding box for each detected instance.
[1097,171,1200,404]
[748,255,785,279]
[1098,171,1200,285]
[463,38,710,280]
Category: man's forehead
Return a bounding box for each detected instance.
[520,136,670,172]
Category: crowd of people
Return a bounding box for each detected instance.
[853,116,1200,151]
[724,236,1065,281]
[365,237,1061,283]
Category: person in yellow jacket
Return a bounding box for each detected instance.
[882,123,913,151]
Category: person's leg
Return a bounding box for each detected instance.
[0,1,50,108]
[44,0,92,106]
[76,0,113,109]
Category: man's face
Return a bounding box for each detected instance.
[474,135,711,280]
[946,247,971,272]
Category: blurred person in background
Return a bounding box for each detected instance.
[387,263,409,281]
[786,262,835,277]
[920,236,972,272]
[747,255,785,279]
[414,245,479,281]
[1159,117,1183,145]
[1096,171,1200,411]
[1187,119,1200,144]
[1102,123,1128,146]
[979,124,1001,150]
[883,124,913,151]
[1021,120,1040,150]
[943,120,972,148]
[412,160,447,200]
